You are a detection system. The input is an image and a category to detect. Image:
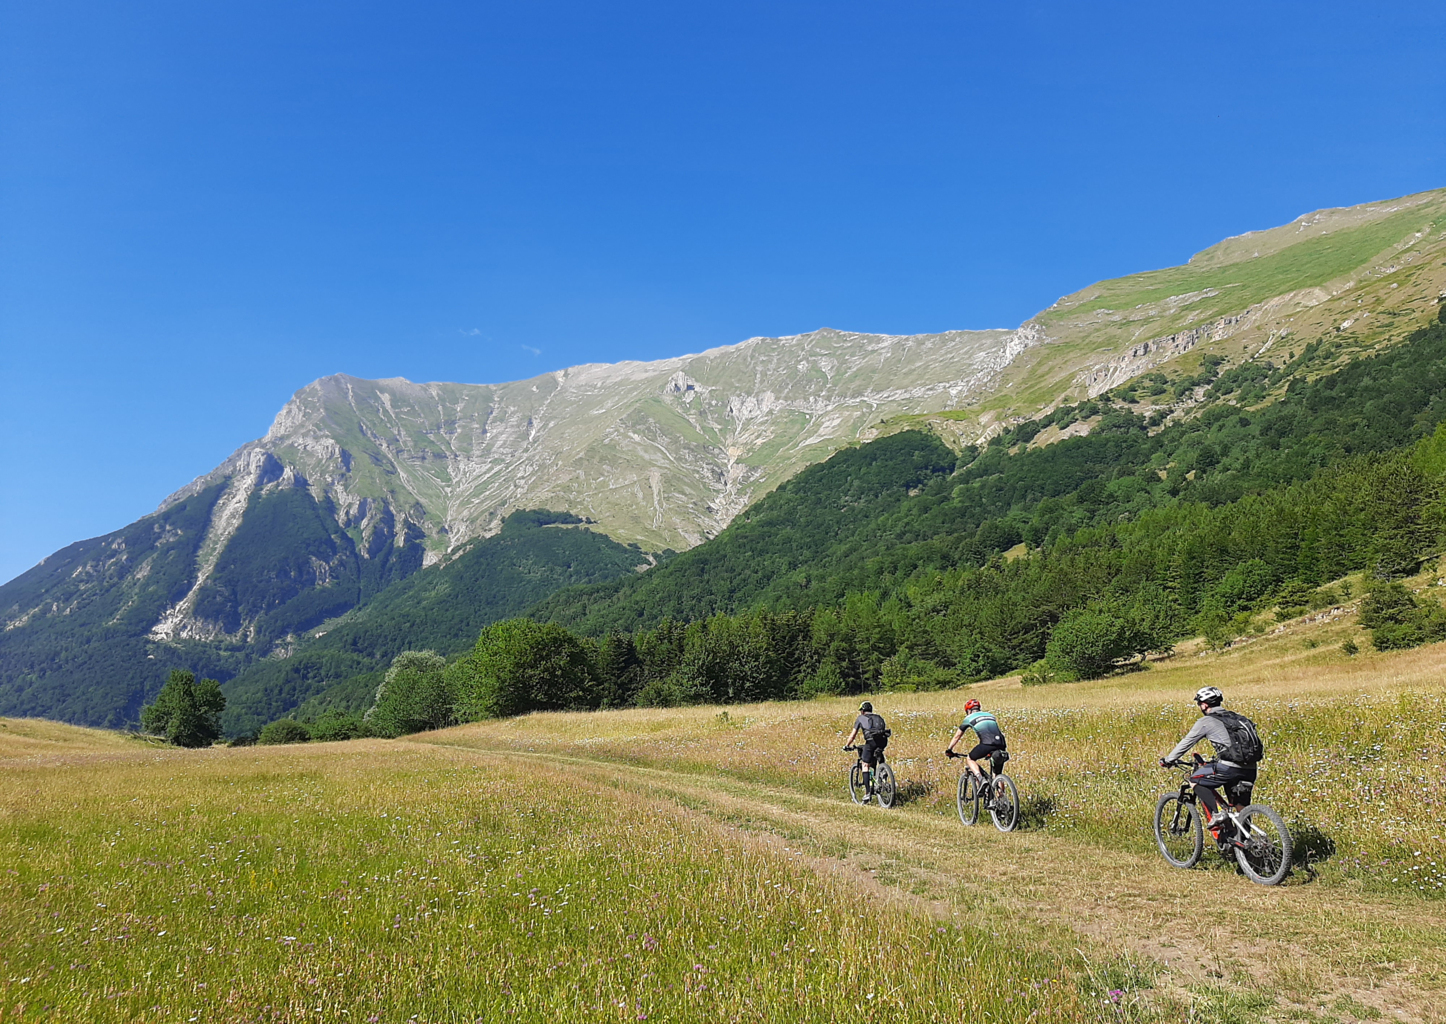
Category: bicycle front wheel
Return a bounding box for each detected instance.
[1154,792,1203,868]
[956,772,980,825]
[1233,804,1292,886]
[989,774,1019,832]
[875,762,897,809]
[848,763,866,804]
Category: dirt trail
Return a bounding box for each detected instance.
[423,742,1446,1023]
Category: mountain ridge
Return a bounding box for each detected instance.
[4,185,1445,728]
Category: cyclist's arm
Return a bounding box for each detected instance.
[844,726,861,747]
[1163,719,1210,763]
[944,726,966,753]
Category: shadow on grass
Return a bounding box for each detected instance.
[892,777,936,806]
[1288,817,1336,880]
[1016,793,1058,831]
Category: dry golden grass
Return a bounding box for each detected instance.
[4,604,1444,1021]
[0,718,157,759]
[1,739,1168,1023]
[420,607,1446,1022]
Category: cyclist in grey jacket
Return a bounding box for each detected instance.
[1160,686,1259,837]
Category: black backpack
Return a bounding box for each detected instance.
[861,713,889,747]
[1214,709,1264,765]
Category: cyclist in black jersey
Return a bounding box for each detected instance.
[843,701,889,804]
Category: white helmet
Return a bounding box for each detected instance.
[1194,686,1224,707]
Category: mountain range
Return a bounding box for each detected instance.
[3,186,1444,730]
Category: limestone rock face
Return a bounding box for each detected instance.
[159,324,1033,569]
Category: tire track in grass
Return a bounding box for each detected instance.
[417,740,1446,1023]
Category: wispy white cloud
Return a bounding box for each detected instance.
[460,328,483,336]
[521,344,542,356]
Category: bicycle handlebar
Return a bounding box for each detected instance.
[1160,753,1206,770]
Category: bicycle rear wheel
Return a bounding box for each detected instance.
[875,762,897,808]
[1154,792,1203,868]
[1233,804,1292,886]
[848,763,866,804]
[989,774,1019,832]
[956,772,980,825]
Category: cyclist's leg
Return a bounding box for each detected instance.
[967,741,999,781]
[860,742,879,789]
[1190,762,1231,825]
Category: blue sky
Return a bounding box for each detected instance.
[2,0,1443,583]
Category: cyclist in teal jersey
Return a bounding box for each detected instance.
[944,698,1007,786]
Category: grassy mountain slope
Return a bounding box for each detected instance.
[950,186,1446,436]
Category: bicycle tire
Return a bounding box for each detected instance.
[990,774,1019,832]
[876,762,897,809]
[1154,792,1203,868]
[1233,804,1292,886]
[848,763,866,805]
[956,772,981,826]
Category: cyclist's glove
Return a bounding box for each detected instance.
[945,750,959,759]
[842,746,852,752]
[1158,757,1176,768]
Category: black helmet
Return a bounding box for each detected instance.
[1194,686,1224,708]
[859,701,873,713]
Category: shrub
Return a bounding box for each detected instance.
[1019,659,1054,687]
[880,648,964,692]
[798,659,847,699]
[367,651,454,737]
[258,719,311,745]
[1045,608,1132,679]
[1359,583,1446,651]
[634,671,712,708]
[308,708,368,742]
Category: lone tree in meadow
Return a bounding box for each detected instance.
[140,669,226,747]
[366,650,454,737]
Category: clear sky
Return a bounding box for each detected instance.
[2,0,1443,584]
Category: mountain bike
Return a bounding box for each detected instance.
[844,746,896,808]
[950,750,1018,832]
[1155,755,1292,886]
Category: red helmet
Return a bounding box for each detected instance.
[963,698,981,713]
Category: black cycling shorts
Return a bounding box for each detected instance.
[859,741,884,767]
[969,740,1006,762]
[1190,761,1257,805]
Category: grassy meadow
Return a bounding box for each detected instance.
[4,603,1446,1022]
[437,615,1446,896]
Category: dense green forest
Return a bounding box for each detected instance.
[331,305,1446,731]
[219,510,649,735]
[538,307,1446,635]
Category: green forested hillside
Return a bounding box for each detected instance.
[537,306,1446,638]
[219,510,648,734]
[530,432,959,632]
[0,486,226,727]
